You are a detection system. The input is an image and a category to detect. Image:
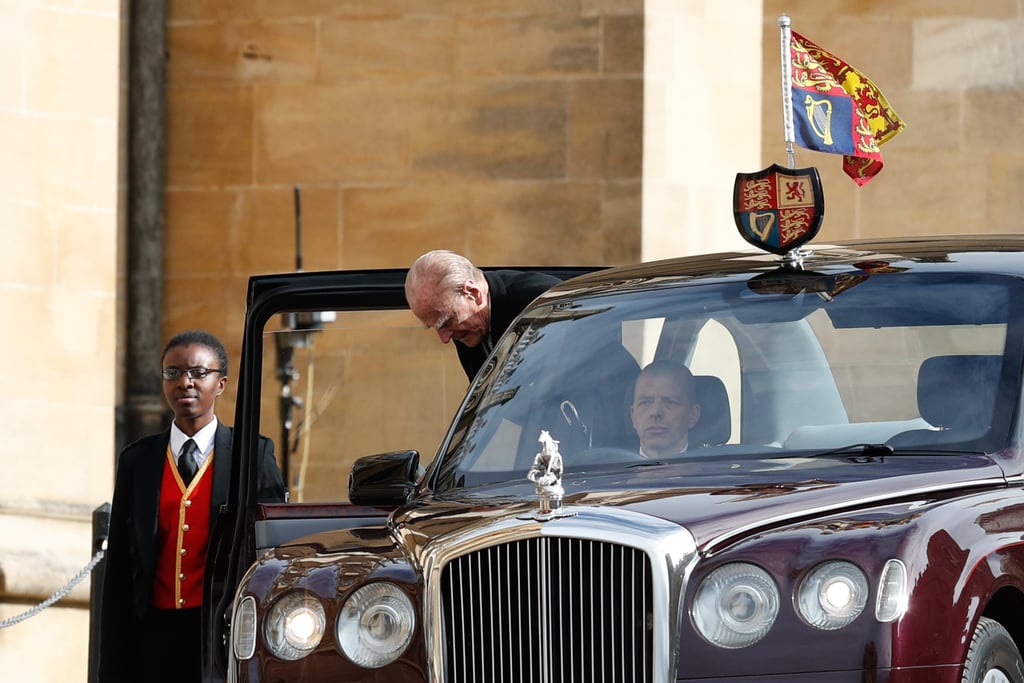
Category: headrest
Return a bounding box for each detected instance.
[917,355,1001,430]
[690,375,731,447]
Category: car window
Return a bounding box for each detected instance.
[431,271,1022,491]
[259,309,465,502]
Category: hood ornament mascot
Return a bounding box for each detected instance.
[527,430,566,519]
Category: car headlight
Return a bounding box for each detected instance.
[264,591,326,661]
[337,582,416,668]
[692,562,779,648]
[875,559,909,622]
[796,561,869,630]
[232,595,257,661]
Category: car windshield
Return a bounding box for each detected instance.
[431,270,1024,491]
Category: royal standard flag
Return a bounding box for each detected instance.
[790,30,906,186]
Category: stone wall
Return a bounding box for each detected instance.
[163,0,645,318]
[643,0,762,259]
[163,0,650,459]
[0,0,121,679]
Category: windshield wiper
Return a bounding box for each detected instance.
[801,443,989,459]
[802,443,895,459]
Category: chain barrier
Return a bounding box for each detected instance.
[0,548,105,629]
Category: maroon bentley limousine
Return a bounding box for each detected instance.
[202,185,1024,682]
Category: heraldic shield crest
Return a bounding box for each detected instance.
[733,165,824,256]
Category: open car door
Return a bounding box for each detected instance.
[201,265,597,681]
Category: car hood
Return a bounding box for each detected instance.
[403,452,1007,553]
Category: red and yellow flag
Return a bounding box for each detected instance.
[789,30,906,186]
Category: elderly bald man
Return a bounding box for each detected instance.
[405,250,559,381]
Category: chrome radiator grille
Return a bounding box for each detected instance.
[439,536,654,683]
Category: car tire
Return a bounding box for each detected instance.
[962,616,1024,683]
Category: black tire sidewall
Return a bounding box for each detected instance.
[963,617,1024,683]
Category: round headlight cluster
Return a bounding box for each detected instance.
[796,561,869,630]
[245,581,415,666]
[337,582,416,668]
[692,563,779,648]
[264,591,327,661]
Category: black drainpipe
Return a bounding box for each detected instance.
[120,0,170,452]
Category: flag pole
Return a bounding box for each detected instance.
[779,13,796,168]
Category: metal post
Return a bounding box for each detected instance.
[276,327,301,488]
[779,13,797,168]
[88,503,111,683]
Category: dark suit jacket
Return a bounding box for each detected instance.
[456,270,561,380]
[98,422,284,681]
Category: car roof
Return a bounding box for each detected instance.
[542,235,1024,299]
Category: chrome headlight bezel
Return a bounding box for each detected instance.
[264,590,327,661]
[336,581,416,668]
[795,560,869,630]
[691,562,780,649]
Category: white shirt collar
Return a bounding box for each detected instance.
[639,441,688,459]
[170,417,219,465]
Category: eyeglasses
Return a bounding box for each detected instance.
[161,367,224,381]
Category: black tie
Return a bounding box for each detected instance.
[178,439,199,485]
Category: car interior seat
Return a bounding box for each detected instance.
[917,354,1001,431]
[888,354,1001,446]
[690,375,732,448]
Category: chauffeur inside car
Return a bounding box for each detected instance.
[631,361,702,458]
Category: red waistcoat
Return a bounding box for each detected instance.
[151,448,214,609]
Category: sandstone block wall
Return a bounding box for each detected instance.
[0,0,120,680]
[163,0,647,449]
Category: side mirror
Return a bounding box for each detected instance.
[348,450,421,506]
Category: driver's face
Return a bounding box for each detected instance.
[631,372,700,457]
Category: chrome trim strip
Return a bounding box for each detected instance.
[414,506,697,683]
